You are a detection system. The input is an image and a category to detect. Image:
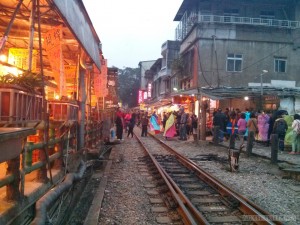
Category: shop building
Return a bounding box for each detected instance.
[0,1,115,224]
[172,0,300,114]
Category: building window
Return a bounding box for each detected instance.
[260,11,275,19]
[274,57,286,73]
[226,54,242,72]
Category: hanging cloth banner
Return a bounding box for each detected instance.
[94,58,108,98]
[43,25,65,96]
[65,65,77,93]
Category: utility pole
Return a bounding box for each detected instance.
[259,70,268,110]
[196,89,202,144]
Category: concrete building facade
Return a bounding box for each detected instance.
[173,0,300,113]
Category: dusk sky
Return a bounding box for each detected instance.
[83,0,183,68]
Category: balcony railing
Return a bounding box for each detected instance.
[176,13,300,40]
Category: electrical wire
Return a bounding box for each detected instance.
[196,43,214,88]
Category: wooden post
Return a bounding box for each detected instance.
[37,129,48,183]
[229,134,235,149]
[246,131,254,156]
[213,126,220,145]
[53,125,63,170]
[200,100,206,141]
[6,156,21,201]
[270,134,278,164]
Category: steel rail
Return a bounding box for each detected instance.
[157,162,209,224]
[150,133,282,225]
[135,134,207,225]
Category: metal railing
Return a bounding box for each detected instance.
[176,13,300,40]
[0,121,102,201]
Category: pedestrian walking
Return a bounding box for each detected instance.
[115,108,124,140]
[290,114,300,154]
[226,111,238,138]
[273,113,288,152]
[150,112,160,134]
[127,113,136,138]
[163,112,176,140]
[186,113,192,136]
[213,108,227,142]
[247,112,258,139]
[141,114,149,137]
[257,111,270,143]
[162,112,168,131]
[178,107,187,140]
[237,113,247,144]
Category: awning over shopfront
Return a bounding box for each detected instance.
[0,0,101,71]
[174,86,300,100]
[50,0,101,70]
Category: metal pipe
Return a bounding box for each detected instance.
[31,160,86,225]
[0,0,24,52]
[0,174,15,188]
[24,152,60,174]
[28,0,36,71]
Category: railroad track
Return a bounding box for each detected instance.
[135,131,282,225]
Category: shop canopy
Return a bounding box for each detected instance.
[0,0,101,71]
[174,86,300,100]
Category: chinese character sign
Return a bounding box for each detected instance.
[147,83,152,98]
[94,60,108,98]
[138,90,143,103]
[65,65,77,93]
[8,48,37,72]
[44,26,64,95]
[143,91,148,100]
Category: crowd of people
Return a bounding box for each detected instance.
[113,107,198,141]
[213,108,300,154]
[113,107,300,154]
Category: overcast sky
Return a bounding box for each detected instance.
[83,0,183,69]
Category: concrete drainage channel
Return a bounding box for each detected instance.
[51,145,113,225]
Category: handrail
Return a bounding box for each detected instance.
[0,120,102,200]
[176,14,300,40]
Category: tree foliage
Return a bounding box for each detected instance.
[0,71,43,93]
[118,67,140,108]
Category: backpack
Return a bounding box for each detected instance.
[275,119,286,135]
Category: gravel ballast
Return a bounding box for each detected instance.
[96,132,300,225]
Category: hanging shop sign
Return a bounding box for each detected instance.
[65,65,77,92]
[172,96,195,104]
[51,0,101,70]
[43,25,65,96]
[143,91,148,100]
[138,90,143,103]
[147,83,152,98]
[94,59,108,98]
[8,48,37,72]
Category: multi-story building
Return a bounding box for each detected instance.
[174,0,300,113]
[138,60,156,91]
[138,41,180,110]
[138,60,156,110]
[149,40,181,107]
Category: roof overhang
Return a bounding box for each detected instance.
[173,86,300,100]
[49,0,101,70]
[174,0,198,21]
[0,0,101,71]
